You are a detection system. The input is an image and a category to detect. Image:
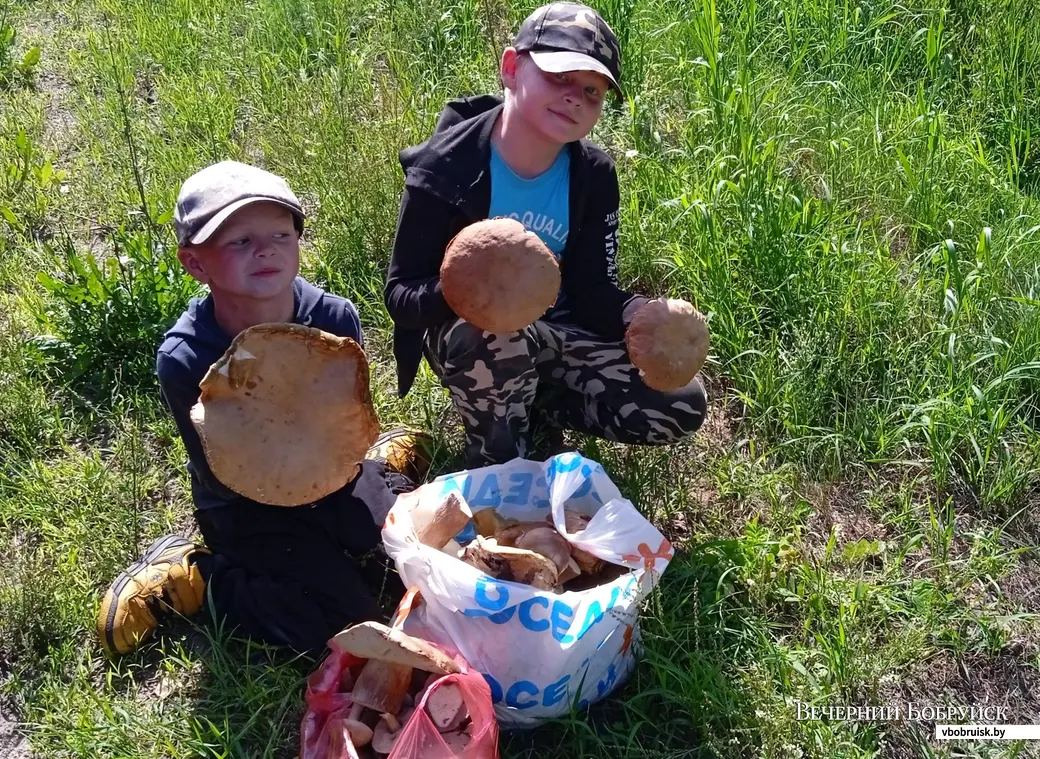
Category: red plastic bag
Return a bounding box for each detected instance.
[299,588,499,759]
[299,647,367,759]
[386,665,498,759]
[300,647,499,759]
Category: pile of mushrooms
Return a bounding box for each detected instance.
[412,493,624,593]
[331,621,473,756]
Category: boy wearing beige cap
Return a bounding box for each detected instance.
[97,161,428,657]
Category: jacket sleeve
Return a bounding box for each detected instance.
[563,161,648,341]
[156,351,240,501]
[384,184,459,330]
[331,296,365,349]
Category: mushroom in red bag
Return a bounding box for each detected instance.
[344,658,411,747]
[439,729,472,753]
[333,620,462,750]
[372,706,415,756]
[425,681,468,732]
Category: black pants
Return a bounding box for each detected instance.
[193,462,405,654]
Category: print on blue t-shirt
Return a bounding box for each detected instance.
[488,143,570,258]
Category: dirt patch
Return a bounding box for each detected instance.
[881,216,912,260]
[658,374,753,544]
[17,10,80,158]
[694,373,742,453]
[800,479,889,560]
[880,648,1040,725]
[796,468,1012,576]
[1002,559,1040,613]
[877,647,1040,757]
[0,700,32,759]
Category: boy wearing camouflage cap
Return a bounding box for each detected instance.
[385,2,707,468]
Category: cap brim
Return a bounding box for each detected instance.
[188,197,304,245]
[529,50,621,94]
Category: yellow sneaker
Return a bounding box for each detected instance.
[97,535,209,656]
[365,427,434,483]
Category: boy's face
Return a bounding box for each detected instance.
[502,49,609,145]
[177,202,300,301]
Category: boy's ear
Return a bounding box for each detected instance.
[177,245,210,284]
[500,47,520,90]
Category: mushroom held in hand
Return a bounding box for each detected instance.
[440,218,560,332]
[189,324,380,506]
[624,298,709,391]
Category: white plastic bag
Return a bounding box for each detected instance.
[381,452,674,730]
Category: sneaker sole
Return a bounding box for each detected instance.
[370,427,428,448]
[102,535,194,655]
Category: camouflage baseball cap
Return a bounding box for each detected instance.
[513,2,622,94]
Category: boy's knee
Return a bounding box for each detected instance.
[675,376,708,435]
[636,375,708,441]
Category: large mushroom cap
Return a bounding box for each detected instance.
[189,323,380,506]
[440,218,561,332]
[625,298,709,391]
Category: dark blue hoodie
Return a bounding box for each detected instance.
[156,277,363,510]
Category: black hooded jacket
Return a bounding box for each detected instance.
[384,94,648,398]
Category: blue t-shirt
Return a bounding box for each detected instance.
[488,143,570,258]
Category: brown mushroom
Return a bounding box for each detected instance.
[346,658,414,746]
[343,715,374,749]
[440,218,561,332]
[333,621,460,675]
[189,324,380,507]
[550,510,604,575]
[371,707,414,756]
[412,492,471,550]
[472,508,513,538]
[460,536,559,590]
[425,681,468,732]
[493,521,550,547]
[624,298,709,391]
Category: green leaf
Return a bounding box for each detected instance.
[842,539,882,565]
[37,271,59,291]
[20,46,41,69]
[894,146,917,192]
[155,208,174,225]
[39,160,53,186]
[0,205,16,226]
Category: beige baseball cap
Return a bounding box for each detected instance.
[173,160,304,246]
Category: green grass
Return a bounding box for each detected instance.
[2,0,1040,755]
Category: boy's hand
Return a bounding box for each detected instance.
[624,298,709,391]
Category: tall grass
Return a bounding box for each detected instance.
[1,0,1039,756]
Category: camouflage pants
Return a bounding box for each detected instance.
[424,310,708,468]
